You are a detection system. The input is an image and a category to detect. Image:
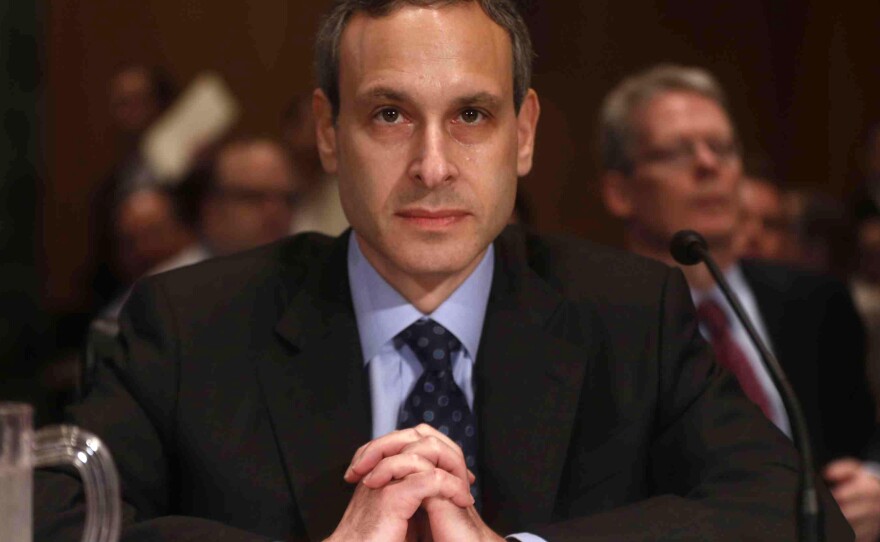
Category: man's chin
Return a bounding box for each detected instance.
[395,252,477,279]
[692,228,735,253]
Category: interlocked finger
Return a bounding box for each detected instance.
[363,452,438,489]
[387,467,475,509]
[347,425,475,485]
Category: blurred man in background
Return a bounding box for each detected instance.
[199,137,301,255]
[171,136,302,265]
[114,188,196,282]
[851,125,880,223]
[97,186,195,322]
[600,63,880,541]
[852,216,880,416]
[736,174,791,261]
[90,64,178,307]
[97,138,298,322]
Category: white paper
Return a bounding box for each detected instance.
[141,72,240,183]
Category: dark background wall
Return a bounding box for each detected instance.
[2,1,49,412]
[39,1,880,313]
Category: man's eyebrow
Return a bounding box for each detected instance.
[355,88,504,109]
[356,86,411,104]
[452,92,503,109]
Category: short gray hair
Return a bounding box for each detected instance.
[599,64,731,175]
[315,0,533,119]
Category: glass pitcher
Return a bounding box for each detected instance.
[0,402,121,542]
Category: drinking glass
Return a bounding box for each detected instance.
[0,402,121,542]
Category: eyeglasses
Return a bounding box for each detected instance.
[638,138,740,170]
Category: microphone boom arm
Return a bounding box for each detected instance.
[673,231,823,542]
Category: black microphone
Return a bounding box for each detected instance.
[669,229,823,542]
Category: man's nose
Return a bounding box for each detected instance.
[692,140,721,172]
[408,123,458,188]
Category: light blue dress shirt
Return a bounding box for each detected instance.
[347,234,547,542]
[691,264,791,437]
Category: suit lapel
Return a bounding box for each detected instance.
[739,262,796,375]
[477,229,599,532]
[255,232,372,541]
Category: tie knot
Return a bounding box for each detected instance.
[696,299,729,338]
[398,318,461,372]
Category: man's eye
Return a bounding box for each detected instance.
[377,108,403,124]
[459,109,483,124]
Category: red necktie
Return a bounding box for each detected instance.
[697,299,773,419]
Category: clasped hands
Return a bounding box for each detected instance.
[325,423,504,542]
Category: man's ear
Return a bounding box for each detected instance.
[516,89,541,177]
[313,88,338,174]
[601,170,634,219]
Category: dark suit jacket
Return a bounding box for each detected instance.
[35,227,852,541]
[740,260,878,465]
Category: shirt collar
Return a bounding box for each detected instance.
[347,233,494,365]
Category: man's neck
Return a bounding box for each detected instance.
[624,229,736,292]
[354,234,488,314]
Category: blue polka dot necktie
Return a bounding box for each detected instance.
[396,318,480,503]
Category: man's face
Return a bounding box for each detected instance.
[202,142,298,255]
[736,177,788,260]
[116,190,192,280]
[315,3,539,286]
[609,91,742,249]
[110,68,161,137]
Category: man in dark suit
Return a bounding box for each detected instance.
[36,3,850,541]
[600,63,879,541]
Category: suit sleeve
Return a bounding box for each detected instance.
[33,277,278,542]
[531,268,853,541]
[815,278,878,462]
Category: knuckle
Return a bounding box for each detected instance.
[427,436,446,454]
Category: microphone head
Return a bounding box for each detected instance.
[670,230,708,265]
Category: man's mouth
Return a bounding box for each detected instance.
[396,208,471,228]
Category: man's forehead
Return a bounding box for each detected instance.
[338,3,513,101]
[635,90,733,139]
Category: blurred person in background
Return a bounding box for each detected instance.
[851,216,880,416]
[92,138,299,331]
[114,188,196,282]
[735,172,792,261]
[282,94,349,236]
[784,189,852,276]
[199,137,302,255]
[99,186,196,321]
[850,125,880,223]
[89,64,178,308]
[599,63,880,541]
[172,136,302,263]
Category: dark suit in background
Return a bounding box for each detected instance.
[35,228,852,541]
[740,260,878,464]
